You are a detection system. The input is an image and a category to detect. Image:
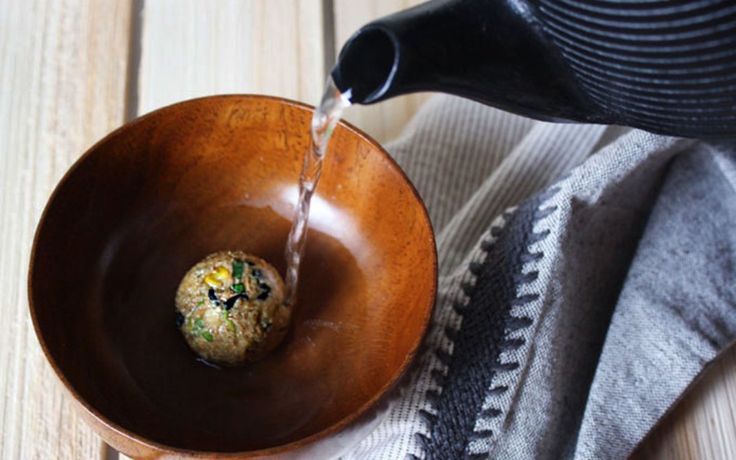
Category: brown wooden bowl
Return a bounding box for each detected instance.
[28,95,436,458]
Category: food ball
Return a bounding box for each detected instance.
[175,251,290,366]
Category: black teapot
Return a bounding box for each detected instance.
[331,0,736,139]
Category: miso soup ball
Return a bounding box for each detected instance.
[175,251,290,366]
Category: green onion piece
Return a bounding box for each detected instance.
[232,259,244,280]
[193,318,213,341]
[196,300,205,306]
[230,282,245,294]
[220,310,236,333]
[191,318,206,335]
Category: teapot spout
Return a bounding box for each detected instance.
[330,24,399,105]
[331,0,601,123]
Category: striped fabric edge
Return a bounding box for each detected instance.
[406,210,514,460]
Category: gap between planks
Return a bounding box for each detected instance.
[0,1,132,459]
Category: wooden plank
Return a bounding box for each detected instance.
[634,345,736,460]
[0,1,133,459]
[136,0,326,116]
[332,0,428,144]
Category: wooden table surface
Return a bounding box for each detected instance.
[1,1,734,459]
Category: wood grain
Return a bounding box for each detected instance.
[0,1,132,459]
[3,0,736,458]
[634,345,736,460]
[333,0,429,144]
[136,0,326,116]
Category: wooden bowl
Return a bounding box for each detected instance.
[28,96,436,458]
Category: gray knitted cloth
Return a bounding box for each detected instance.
[342,95,736,459]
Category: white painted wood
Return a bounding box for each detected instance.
[136,0,326,116]
[2,1,735,458]
[0,1,132,459]
[634,345,736,460]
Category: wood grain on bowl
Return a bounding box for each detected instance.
[28,96,437,458]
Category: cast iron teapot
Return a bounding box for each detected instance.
[331,0,736,139]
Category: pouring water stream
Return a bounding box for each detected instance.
[284,78,351,305]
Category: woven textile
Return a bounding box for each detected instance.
[341,95,736,459]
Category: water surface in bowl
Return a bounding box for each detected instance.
[94,203,371,450]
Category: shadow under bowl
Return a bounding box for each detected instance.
[28,95,436,458]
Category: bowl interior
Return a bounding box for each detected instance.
[30,96,435,453]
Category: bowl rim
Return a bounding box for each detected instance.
[28,94,437,457]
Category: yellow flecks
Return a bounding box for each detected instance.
[204,274,222,288]
[214,266,231,280]
[204,266,231,288]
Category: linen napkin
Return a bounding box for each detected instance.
[343,95,736,459]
